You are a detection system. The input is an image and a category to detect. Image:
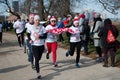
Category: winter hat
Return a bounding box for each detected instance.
[29,13,35,19]
[34,15,40,21]
[73,16,79,24]
[50,16,56,21]
[79,13,85,19]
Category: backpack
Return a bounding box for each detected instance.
[107,28,115,44]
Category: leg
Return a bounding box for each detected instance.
[51,42,57,67]
[69,42,76,56]
[16,34,21,47]
[32,45,44,79]
[76,42,81,64]
[83,41,89,54]
[46,42,52,59]
[59,33,64,42]
[109,48,116,67]
[32,46,40,73]
[21,32,24,46]
[103,47,109,67]
[96,46,103,62]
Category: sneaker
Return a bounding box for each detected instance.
[54,63,58,67]
[46,53,49,59]
[75,63,80,68]
[66,51,69,57]
[103,64,108,67]
[32,65,36,70]
[37,75,41,79]
[96,57,103,63]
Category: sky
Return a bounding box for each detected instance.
[0,0,120,18]
[73,0,120,18]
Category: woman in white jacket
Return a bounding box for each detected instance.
[91,13,103,62]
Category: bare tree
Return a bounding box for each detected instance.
[0,0,20,18]
[19,0,32,16]
[38,0,44,20]
[97,0,120,14]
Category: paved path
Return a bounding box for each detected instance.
[0,33,120,80]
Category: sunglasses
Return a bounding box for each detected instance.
[51,21,56,22]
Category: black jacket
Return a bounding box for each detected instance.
[98,25,118,48]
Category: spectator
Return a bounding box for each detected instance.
[91,12,103,62]
[81,19,90,55]
[0,22,3,44]
[98,18,119,67]
[57,17,64,42]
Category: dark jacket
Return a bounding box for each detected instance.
[98,25,118,48]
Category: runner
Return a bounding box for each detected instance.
[25,13,35,69]
[28,15,47,79]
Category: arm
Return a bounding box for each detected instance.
[39,33,47,39]
[26,33,31,40]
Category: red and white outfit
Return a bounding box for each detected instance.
[45,24,58,64]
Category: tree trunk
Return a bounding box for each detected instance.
[38,0,44,20]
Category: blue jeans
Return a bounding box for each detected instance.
[26,39,34,65]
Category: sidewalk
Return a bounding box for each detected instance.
[0,33,120,80]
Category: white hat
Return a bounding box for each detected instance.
[73,16,79,24]
[29,13,35,19]
[50,16,56,21]
[34,15,40,21]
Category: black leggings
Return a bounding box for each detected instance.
[16,32,24,47]
[0,32,2,43]
[32,45,44,73]
[96,47,102,57]
[69,42,81,63]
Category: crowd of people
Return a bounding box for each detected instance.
[7,12,119,79]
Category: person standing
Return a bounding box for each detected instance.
[81,19,90,55]
[0,22,3,44]
[91,12,103,62]
[13,16,25,47]
[25,13,35,69]
[28,15,47,79]
[98,18,118,67]
[45,16,59,67]
[65,19,82,68]
[57,17,64,42]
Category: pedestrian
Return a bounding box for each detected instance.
[25,13,35,69]
[57,17,64,42]
[91,12,103,62]
[79,12,86,52]
[0,22,3,44]
[80,19,90,55]
[65,14,73,42]
[13,16,25,47]
[45,16,59,67]
[98,18,119,67]
[65,18,82,68]
[28,15,47,79]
